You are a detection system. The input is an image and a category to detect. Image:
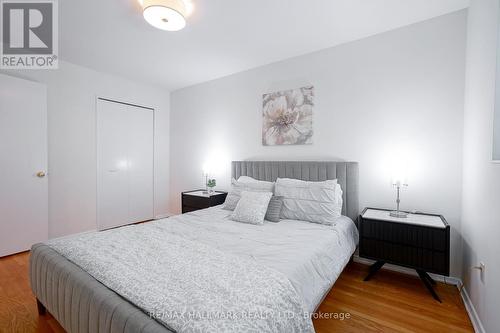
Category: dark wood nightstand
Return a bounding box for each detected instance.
[181,190,228,213]
[359,207,450,302]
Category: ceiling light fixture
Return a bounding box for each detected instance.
[141,0,190,31]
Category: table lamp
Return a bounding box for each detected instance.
[202,163,210,194]
[390,171,408,218]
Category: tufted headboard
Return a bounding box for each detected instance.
[231,161,359,222]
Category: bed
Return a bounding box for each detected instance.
[30,161,359,333]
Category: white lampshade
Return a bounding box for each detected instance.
[143,0,187,31]
[391,174,408,187]
[390,160,408,187]
[202,163,210,176]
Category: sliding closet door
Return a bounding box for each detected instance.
[97,99,154,230]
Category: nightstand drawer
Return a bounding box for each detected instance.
[182,195,210,209]
[181,190,228,214]
[359,239,447,275]
[361,219,447,252]
[182,205,204,213]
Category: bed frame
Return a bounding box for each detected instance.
[30,161,359,333]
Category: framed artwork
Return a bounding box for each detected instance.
[262,86,313,146]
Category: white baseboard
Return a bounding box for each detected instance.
[353,255,485,333]
[460,286,486,333]
[154,213,172,220]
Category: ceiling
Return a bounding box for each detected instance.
[59,0,469,91]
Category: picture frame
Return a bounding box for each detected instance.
[262,86,314,146]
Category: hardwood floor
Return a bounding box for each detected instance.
[0,252,64,333]
[0,252,473,333]
[313,263,473,333]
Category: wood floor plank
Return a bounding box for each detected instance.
[0,251,473,333]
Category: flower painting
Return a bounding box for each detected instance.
[262,86,313,146]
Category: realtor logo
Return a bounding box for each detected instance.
[1,0,58,69]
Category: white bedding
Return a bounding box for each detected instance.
[48,211,315,332]
[46,205,358,332]
[167,206,359,312]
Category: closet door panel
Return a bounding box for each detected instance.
[97,100,130,230]
[127,105,154,223]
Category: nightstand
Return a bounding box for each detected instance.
[359,207,450,302]
[181,190,228,213]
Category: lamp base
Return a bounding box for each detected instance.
[390,210,408,218]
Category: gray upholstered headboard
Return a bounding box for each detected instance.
[231,161,359,222]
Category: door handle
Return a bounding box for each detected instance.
[36,171,46,178]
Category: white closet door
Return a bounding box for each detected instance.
[0,74,48,256]
[97,99,154,230]
[97,100,130,229]
[127,104,154,223]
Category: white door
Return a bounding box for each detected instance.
[0,74,48,257]
[97,99,154,230]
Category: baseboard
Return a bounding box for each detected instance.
[154,213,172,220]
[460,286,486,333]
[352,255,459,285]
[353,255,485,333]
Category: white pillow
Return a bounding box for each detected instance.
[223,178,275,210]
[275,178,342,225]
[335,183,343,214]
[237,176,274,185]
[231,191,273,225]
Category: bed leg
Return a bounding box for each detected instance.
[36,299,46,316]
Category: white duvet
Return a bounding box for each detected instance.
[46,206,358,332]
[181,207,359,312]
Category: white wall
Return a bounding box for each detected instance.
[1,61,170,238]
[461,0,500,332]
[170,11,467,277]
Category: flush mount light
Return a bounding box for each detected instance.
[141,0,188,31]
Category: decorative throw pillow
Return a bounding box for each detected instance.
[231,191,273,225]
[275,178,341,225]
[223,178,275,211]
[265,196,284,222]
